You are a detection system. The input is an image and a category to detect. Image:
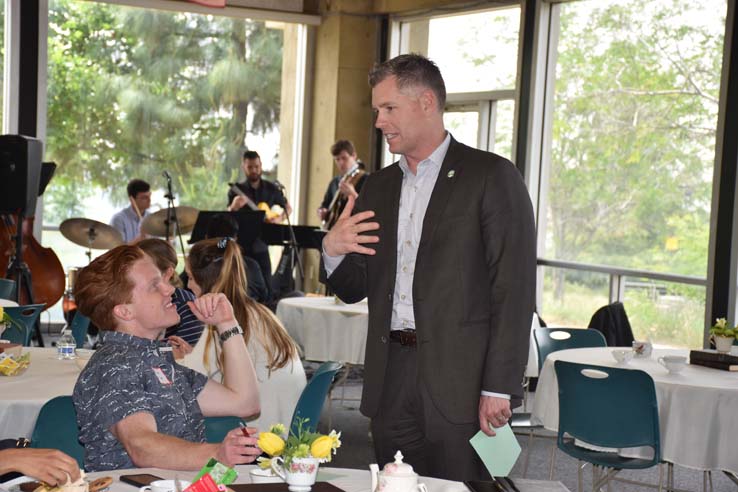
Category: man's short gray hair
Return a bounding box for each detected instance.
[369,53,446,111]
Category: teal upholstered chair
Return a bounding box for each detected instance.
[70,313,91,348]
[204,416,244,443]
[290,361,343,435]
[555,360,662,491]
[3,304,45,346]
[30,396,85,468]
[513,327,608,478]
[0,278,17,300]
[534,327,607,372]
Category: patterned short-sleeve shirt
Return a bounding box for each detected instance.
[73,331,209,471]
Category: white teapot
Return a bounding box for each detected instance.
[370,451,428,492]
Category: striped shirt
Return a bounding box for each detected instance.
[165,288,205,346]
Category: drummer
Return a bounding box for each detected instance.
[110,179,151,243]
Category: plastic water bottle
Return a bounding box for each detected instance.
[57,329,77,360]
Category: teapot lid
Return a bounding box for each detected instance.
[382,451,416,477]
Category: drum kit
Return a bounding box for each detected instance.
[58,206,199,263]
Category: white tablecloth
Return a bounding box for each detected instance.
[0,299,19,307]
[532,347,738,473]
[0,347,81,439]
[2,466,570,492]
[277,296,368,365]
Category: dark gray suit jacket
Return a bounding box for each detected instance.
[322,138,536,424]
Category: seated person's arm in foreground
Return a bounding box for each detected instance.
[189,293,260,418]
[0,448,80,485]
[111,411,258,470]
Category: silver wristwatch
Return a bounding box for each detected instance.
[219,325,243,344]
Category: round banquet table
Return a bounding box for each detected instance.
[276,296,368,365]
[1,466,571,492]
[0,347,86,439]
[531,347,738,473]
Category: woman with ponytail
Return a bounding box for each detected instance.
[181,237,306,430]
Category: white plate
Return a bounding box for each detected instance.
[0,476,34,491]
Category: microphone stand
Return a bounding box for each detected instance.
[164,175,187,259]
[275,182,304,290]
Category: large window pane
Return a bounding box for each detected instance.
[542,0,726,346]
[623,278,705,348]
[443,110,478,150]
[45,0,284,223]
[540,266,609,327]
[43,0,290,321]
[0,0,4,122]
[494,99,514,160]
[428,8,519,93]
[546,0,724,275]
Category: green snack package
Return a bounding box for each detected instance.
[192,458,238,485]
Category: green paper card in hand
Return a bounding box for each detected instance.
[469,424,521,477]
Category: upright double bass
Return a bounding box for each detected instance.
[0,213,65,309]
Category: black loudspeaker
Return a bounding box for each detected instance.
[0,134,43,214]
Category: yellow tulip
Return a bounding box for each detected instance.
[257,432,285,456]
[0,306,4,319]
[310,435,334,460]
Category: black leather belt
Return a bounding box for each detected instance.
[389,329,417,347]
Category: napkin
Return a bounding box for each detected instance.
[469,424,521,477]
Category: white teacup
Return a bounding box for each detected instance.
[658,355,687,374]
[250,468,285,484]
[140,480,191,492]
[612,349,634,364]
[632,340,653,358]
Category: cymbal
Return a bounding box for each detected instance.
[141,206,199,237]
[60,218,124,250]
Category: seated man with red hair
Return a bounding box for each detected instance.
[73,245,261,472]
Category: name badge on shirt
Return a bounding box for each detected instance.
[152,366,173,385]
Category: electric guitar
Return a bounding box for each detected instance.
[228,183,282,222]
[323,167,365,230]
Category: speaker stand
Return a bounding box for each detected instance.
[6,212,44,346]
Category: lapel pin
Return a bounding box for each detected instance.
[447,170,455,178]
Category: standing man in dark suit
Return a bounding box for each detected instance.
[321,54,536,481]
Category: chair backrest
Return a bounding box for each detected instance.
[533,327,607,372]
[3,304,45,346]
[70,313,91,348]
[554,360,660,464]
[30,396,85,468]
[290,361,343,435]
[204,416,243,443]
[0,278,17,300]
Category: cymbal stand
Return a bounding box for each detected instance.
[164,173,187,259]
[85,227,97,264]
[5,210,44,346]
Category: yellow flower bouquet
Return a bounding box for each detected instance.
[256,418,341,469]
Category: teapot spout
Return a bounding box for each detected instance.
[369,463,379,492]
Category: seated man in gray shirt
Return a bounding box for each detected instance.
[72,244,261,471]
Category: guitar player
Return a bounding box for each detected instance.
[227,150,291,299]
[317,139,367,230]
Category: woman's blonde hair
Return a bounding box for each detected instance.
[188,237,299,373]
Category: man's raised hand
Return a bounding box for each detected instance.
[322,195,379,257]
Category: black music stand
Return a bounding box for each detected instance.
[262,223,326,294]
[189,210,265,252]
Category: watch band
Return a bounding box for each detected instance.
[219,325,243,344]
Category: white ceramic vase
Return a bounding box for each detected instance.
[271,456,319,492]
[713,335,735,353]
